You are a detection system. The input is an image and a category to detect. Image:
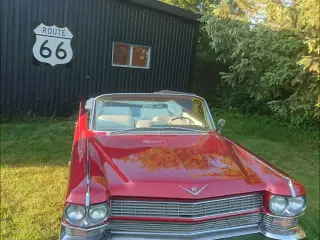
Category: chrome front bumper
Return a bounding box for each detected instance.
[60,223,306,240]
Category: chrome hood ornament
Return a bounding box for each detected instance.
[179,184,208,196]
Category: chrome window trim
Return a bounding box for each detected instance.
[89,93,216,131]
[104,131,209,136]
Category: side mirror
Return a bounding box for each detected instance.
[217,119,225,133]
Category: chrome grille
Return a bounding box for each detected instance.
[107,213,262,234]
[262,214,298,232]
[110,194,263,219]
[64,226,107,237]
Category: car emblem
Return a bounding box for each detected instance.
[179,184,208,196]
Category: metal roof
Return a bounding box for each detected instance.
[127,0,201,21]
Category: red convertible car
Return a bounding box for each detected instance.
[60,91,307,240]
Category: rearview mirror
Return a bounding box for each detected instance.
[217,119,225,133]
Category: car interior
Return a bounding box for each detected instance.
[93,101,206,131]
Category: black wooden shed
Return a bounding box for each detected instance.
[1,0,200,116]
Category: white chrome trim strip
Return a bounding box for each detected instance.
[85,139,91,206]
[60,224,307,240]
[109,224,260,237]
[62,222,109,231]
[61,224,262,240]
[287,179,296,197]
[264,212,305,219]
[203,96,216,129]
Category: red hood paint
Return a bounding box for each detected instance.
[66,114,306,205]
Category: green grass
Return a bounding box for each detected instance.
[1,120,73,240]
[1,114,319,240]
[214,111,319,240]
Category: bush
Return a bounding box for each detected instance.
[201,15,320,125]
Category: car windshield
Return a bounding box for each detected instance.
[91,94,214,132]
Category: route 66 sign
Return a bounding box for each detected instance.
[32,23,73,66]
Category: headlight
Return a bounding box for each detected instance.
[65,205,86,223]
[64,203,110,227]
[269,195,307,216]
[270,196,287,213]
[289,196,306,212]
[89,204,109,221]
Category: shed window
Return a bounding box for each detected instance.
[112,43,151,69]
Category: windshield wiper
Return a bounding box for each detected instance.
[108,126,206,136]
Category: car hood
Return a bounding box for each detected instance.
[82,132,304,203]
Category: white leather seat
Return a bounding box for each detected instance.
[96,115,134,130]
[136,120,152,128]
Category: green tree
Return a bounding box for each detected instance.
[162,0,319,124]
[201,0,320,124]
[161,0,220,12]
[295,0,320,75]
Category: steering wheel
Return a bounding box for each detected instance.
[168,116,195,125]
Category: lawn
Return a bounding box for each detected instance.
[0,113,319,240]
